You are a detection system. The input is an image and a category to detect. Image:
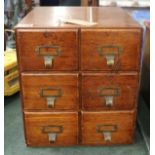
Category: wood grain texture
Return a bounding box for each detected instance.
[21,73,79,110]
[15,7,141,28]
[15,7,142,146]
[16,29,78,71]
[81,110,136,145]
[24,112,78,146]
[82,73,139,110]
[81,29,142,71]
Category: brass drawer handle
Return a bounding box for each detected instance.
[42,125,63,143]
[40,87,63,108]
[97,45,122,67]
[98,87,120,107]
[35,45,61,68]
[97,124,117,142]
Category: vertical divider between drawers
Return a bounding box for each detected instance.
[78,28,82,144]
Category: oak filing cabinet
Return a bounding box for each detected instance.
[15,7,142,146]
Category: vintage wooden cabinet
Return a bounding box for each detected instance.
[15,7,142,146]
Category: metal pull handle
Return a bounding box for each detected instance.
[46,97,56,108]
[35,45,61,68]
[97,124,117,142]
[105,54,115,66]
[42,125,63,143]
[43,55,54,68]
[103,132,112,142]
[98,87,120,107]
[97,45,122,67]
[48,133,57,143]
[104,96,113,107]
[40,87,62,108]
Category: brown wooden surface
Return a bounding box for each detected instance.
[24,112,78,146]
[81,29,142,71]
[15,7,142,146]
[16,29,78,71]
[81,0,98,6]
[15,7,141,29]
[21,73,79,110]
[82,73,139,110]
[81,110,136,145]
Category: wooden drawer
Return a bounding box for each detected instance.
[82,73,139,110]
[16,29,78,71]
[81,29,142,71]
[24,112,78,146]
[81,111,136,145]
[21,73,79,110]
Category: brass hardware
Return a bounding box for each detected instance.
[40,87,62,108]
[97,124,117,142]
[98,87,120,107]
[46,97,56,107]
[42,125,63,143]
[105,54,115,66]
[97,45,122,67]
[104,96,113,107]
[43,55,54,68]
[103,132,111,142]
[48,133,57,143]
[35,45,61,68]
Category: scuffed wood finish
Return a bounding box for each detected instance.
[82,73,139,110]
[15,7,141,28]
[81,29,142,71]
[16,29,78,71]
[81,110,136,145]
[21,73,79,110]
[24,112,78,146]
[15,7,142,146]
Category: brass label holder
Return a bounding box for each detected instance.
[97,45,122,67]
[98,87,120,107]
[40,87,63,108]
[97,124,117,142]
[42,125,63,143]
[35,45,61,68]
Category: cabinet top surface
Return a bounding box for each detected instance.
[15,7,141,29]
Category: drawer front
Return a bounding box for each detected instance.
[81,111,136,145]
[21,73,79,110]
[24,112,78,146]
[16,29,78,71]
[81,29,142,71]
[82,73,139,110]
